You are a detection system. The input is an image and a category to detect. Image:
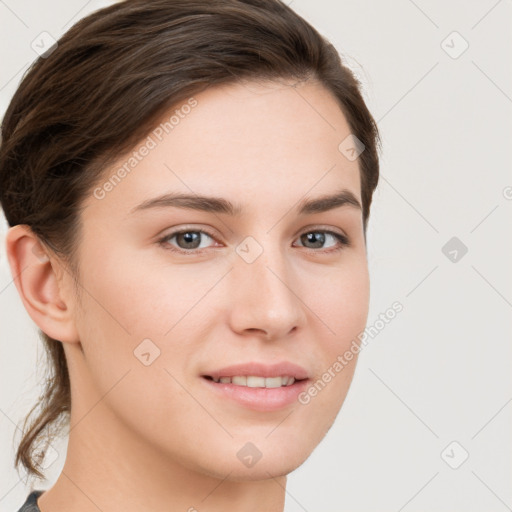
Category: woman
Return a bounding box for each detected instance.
[1,0,380,510]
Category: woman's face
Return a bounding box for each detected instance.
[70,78,370,479]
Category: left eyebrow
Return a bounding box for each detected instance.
[296,189,362,214]
[129,188,362,216]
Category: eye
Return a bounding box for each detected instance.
[158,228,217,254]
[294,229,350,253]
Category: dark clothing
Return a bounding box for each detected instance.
[16,490,44,512]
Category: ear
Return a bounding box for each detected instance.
[5,224,80,344]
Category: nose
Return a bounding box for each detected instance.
[227,243,307,341]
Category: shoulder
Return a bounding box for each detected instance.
[16,490,44,512]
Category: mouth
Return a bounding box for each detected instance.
[200,374,311,412]
[201,375,307,388]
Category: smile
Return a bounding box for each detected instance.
[205,375,297,387]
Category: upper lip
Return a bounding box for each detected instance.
[203,361,309,380]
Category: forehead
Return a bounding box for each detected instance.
[82,78,361,220]
[172,78,355,162]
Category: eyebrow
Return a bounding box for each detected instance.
[129,188,362,216]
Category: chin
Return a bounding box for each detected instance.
[217,457,305,482]
[204,440,314,481]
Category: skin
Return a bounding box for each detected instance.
[7,78,370,512]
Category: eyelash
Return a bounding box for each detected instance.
[157,227,351,256]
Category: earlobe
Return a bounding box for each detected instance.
[5,224,80,344]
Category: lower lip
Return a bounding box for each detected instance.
[201,377,310,412]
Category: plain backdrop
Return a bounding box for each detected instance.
[1,1,511,511]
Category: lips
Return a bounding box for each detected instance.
[202,361,309,381]
[201,373,310,412]
[200,361,311,411]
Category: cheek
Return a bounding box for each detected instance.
[308,256,370,347]
[302,258,369,405]
[77,238,214,339]
[72,260,201,451]
[73,246,219,411]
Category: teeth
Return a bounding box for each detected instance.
[232,376,247,386]
[260,377,282,388]
[210,376,296,387]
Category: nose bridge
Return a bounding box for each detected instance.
[227,234,306,338]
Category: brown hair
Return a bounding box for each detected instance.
[0,0,380,481]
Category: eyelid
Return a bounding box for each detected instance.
[296,224,348,239]
[157,225,218,244]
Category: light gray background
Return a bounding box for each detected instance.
[1,1,511,511]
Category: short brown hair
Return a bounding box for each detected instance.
[0,0,380,480]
